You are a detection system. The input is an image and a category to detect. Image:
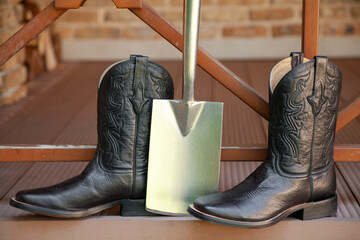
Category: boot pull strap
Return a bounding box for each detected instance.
[307,56,328,116]
[130,55,149,114]
[290,52,304,69]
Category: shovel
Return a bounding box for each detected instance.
[145,0,223,215]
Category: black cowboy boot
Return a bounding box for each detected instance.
[10,55,174,217]
[188,52,342,228]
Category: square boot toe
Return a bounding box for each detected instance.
[193,193,243,221]
[14,188,62,209]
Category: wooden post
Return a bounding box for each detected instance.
[302,0,320,59]
[0,145,359,162]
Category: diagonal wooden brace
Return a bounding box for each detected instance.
[336,95,360,132]
[54,0,142,9]
[131,2,270,120]
[0,2,66,66]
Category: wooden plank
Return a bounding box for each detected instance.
[54,0,86,9]
[336,95,360,132]
[1,145,359,162]
[244,60,277,137]
[213,61,267,146]
[0,162,34,200]
[0,145,96,162]
[0,62,105,144]
[337,162,360,205]
[0,161,358,239]
[113,0,142,8]
[130,2,270,120]
[335,166,360,218]
[332,59,360,108]
[1,215,359,240]
[0,2,66,66]
[302,0,319,59]
[52,94,97,144]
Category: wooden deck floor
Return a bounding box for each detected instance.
[0,59,359,239]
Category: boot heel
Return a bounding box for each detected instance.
[121,199,156,216]
[293,195,337,220]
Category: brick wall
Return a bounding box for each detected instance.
[0,0,27,106]
[31,0,360,59]
[45,0,360,40]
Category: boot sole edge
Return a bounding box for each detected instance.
[187,195,337,229]
[9,198,153,218]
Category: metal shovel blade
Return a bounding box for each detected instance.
[146,99,223,214]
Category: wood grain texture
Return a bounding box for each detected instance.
[113,0,142,8]
[301,0,319,59]
[0,2,66,66]
[54,0,86,9]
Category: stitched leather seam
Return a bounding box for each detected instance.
[131,114,139,198]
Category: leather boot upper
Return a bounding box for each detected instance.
[14,56,174,210]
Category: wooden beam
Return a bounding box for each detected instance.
[1,216,359,240]
[334,144,360,162]
[336,95,360,132]
[54,0,86,9]
[1,145,359,162]
[0,145,96,162]
[113,0,142,8]
[0,2,66,66]
[130,2,270,120]
[302,0,319,59]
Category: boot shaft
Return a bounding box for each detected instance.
[97,56,174,172]
[268,53,342,177]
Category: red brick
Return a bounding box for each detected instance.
[53,24,74,39]
[320,6,347,18]
[272,24,301,37]
[0,49,25,71]
[199,26,218,39]
[75,27,122,39]
[322,22,360,36]
[147,0,166,6]
[0,0,23,5]
[270,0,302,3]
[219,0,267,5]
[351,7,360,19]
[223,25,268,38]
[0,65,27,94]
[251,8,293,21]
[0,4,23,28]
[159,9,183,22]
[170,0,217,6]
[0,25,22,44]
[0,85,27,106]
[123,27,159,39]
[104,9,141,23]
[58,10,99,23]
[202,9,247,22]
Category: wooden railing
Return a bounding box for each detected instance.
[0,0,359,162]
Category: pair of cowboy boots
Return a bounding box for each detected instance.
[188,52,342,228]
[10,55,174,217]
[10,53,342,229]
